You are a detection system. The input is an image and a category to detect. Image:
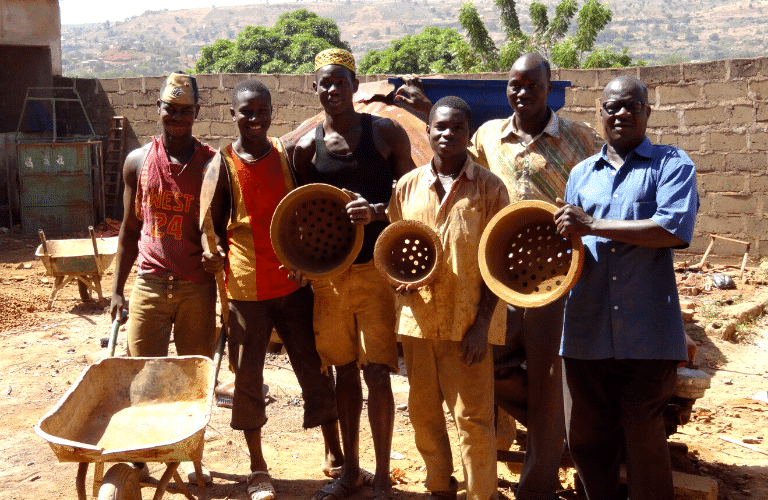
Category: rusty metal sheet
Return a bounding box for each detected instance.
[281,80,434,168]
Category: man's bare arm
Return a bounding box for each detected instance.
[109,146,148,319]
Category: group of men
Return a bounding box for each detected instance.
[110,47,698,500]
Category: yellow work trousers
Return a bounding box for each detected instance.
[401,335,498,500]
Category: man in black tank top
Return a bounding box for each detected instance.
[292,48,415,500]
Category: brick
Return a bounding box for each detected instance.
[134,92,159,107]
[730,105,754,126]
[698,173,747,193]
[659,84,700,104]
[749,174,768,192]
[271,123,294,137]
[121,77,143,92]
[193,73,221,89]
[99,78,120,93]
[292,91,320,107]
[724,152,768,172]
[661,133,701,152]
[728,58,763,79]
[671,470,717,500]
[132,122,160,138]
[638,64,681,85]
[750,79,768,100]
[751,132,768,150]
[684,107,725,126]
[110,92,135,108]
[197,105,224,121]
[597,68,634,88]
[557,109,596,126]
[758,103,768,122]
[120,107,149,123]
[570,88,602,108]
[649,109,679,128]
[278,74,307,92]
[224,73,277,90]
[210,121,234,136]
[707,132,746,151]
[558,68,597,88]
[688,152,723,172]
[144,76,165,94]
[682,60,726,82]
[703,81,748,101]
[205,89,229,105]
[697,193,714,213]
[271,90,293,107]
[192,120,211,137]
[744,216,768,240]
[696,214,741,234]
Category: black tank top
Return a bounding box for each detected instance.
[307,113,395,264]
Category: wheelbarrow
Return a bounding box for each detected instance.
[35,326,226,500]
[35,226,118,309]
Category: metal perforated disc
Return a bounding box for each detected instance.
[479,200,584,308]
[374,219,442,288]
[270,184,364,280]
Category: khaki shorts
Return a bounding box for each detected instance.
[312,260,398,372]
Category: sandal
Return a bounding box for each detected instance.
[247,471,276,500]
[312,477,360,500]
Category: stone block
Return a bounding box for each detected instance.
[597,68,634,88]
[192,121,211,137]
[689,152,723,173]
[728,58,763,79]
[751,132,768,151]
[703,81,748,101]
[724,152,768,172]
[750,79,768,100]
[748,174,768,192]
[208,89,230,105]
[558,68,597,88]
[271,90,293,107]
[707,132,746,152]
[659,84,700,105]
[699,173,746,193]
[661,133,701,152]
[684,107,725,127]
[639,64,681,85]
[745,215,768,239]
[143,76,165,94]
[730,105,754,126]
[558,109,595,126]
[279,74,307,92]
[134,92,159,107]
[712,193,757,214]
[650,109,680,128]
[120,107,149,123]
[570,88,602,108]
[110,92,135,108]
[271,123,293,137]
[196,88,212,106]
[193,73,221,90]
[292,91,320,107]
[197,105,223,121]
[682,60,726,82]
[121,77,143,92]
[210,121,235,137]
[226,73,277,90]
[759,103,768,122]
[99,78,120,93]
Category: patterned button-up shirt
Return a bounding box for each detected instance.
[387,156,510,344]
[469,110,603,204]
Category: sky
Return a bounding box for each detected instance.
[59,0,261,25]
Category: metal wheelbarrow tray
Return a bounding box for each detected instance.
[35,228,119,308]
[35,355,215,499]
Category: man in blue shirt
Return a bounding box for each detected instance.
[554,75,698,500]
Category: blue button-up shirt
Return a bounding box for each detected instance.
[561,137,698,361]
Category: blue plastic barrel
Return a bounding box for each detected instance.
[389,78,571,131]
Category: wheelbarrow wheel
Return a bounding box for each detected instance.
[98,463,141,500]
[78,280,93,301]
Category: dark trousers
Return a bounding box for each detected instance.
[563,357,677,500]
[228,286,337,431]
[493,297,566,500]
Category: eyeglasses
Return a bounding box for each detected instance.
[601,99,646,115]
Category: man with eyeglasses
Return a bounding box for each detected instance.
[555,75,699,500]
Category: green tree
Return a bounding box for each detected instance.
[358,27,478,74]
[495,0,521,39]
[194,9,350,74]
[458,3,499,68]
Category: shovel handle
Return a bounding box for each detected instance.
[108,308,128,357]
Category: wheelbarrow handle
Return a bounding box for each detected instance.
[108,308,128,357]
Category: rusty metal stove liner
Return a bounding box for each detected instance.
[270,183,364,280]
[479,200,584,308]
[374,219,442,288]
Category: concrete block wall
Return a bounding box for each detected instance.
[92,56,768,258]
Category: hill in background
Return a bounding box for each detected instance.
[61,0,768,77]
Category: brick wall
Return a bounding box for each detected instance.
[91,56,768,258]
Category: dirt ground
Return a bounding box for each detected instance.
[1,231,767,500]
